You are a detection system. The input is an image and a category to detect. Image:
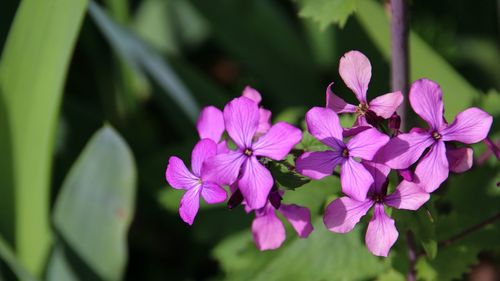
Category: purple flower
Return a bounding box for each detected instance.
[296,107,389,201]
[196,106,230,154]
[252,191,313,250]
[323,161,429,257]
[381,79,493,192]
[326,50,403,127]
[204,97,302,210]
[165,139,227,225]
[242,86,272,135]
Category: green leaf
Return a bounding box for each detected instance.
[355,0,480,120]
[298,0,357,29]
[46,245,78,281]
[0,0,87,274]
[53,126,137,281]
[0,236,37,281]
[268,161,310,190]
[214,219,387,281]
[88,1,200,122]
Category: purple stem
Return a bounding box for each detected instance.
[406,231,417,281]
[391,0,409,130]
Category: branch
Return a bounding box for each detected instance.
[439,212,500,247]
[406,230,417,281]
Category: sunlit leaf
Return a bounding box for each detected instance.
[298,0,357,29]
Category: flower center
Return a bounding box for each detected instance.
[432,131,442,140]
[342,148,349,158]
[371,193,384,203]
[244,148,253,156]
[355,103,369,116]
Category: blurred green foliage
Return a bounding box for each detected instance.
[0,0,498,280]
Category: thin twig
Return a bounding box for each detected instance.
[391,0,409,130]
[406,230,417,281]
[438,212,500,247]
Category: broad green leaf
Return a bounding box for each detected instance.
[46,245,78,281]
[88,1,200,122]
[355,0,480,120]
[0,0,87,273]
[53,126,137,281]
[0,236,36,281]
[298,0,357,29]
[214,219,387,281]
[268,162,311,190]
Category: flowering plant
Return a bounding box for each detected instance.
[166,50,495,258]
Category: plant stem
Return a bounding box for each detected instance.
[390,0,409,130]
[439,212,500,247]
[406,230,417,281]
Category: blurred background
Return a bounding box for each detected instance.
[0,0,499,280]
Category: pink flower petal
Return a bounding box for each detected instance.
[362,161,391,194]
[343,125,371,137]
[192,139,217,178]
[339,50,371,103]
[252,205,286,250]
[369,91,403,119]
[216,140,230,154]
[239,156,273,210]
[257,108,272,135]
[414,141,449,193]
[166,156,199,190]
[295,151,344,180]
[347,128,390,160]
[340,158,374,201]
[224,97,259,148]
[179,186,201,225]
[242,86,262,104]
[441,108,493,144]
[323,196,373,233]
[446,146,473,173]
[279,204,314,238]
[409,79,444,130]
[382,131,434,169]
[196,106,225,143]
[365,203,398,257]
[201,182,227,204]
[385,180,430,210]
[202,151,246,185]
[325,82,357,114]
[305,107,344,150]
[253,122,302,160]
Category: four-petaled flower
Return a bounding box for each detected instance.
[204,97,302,210]
[296,107,389,201]
[252,191,314,250]
[326,50,403,127]
[166,139,227,225]
[323,161,429,256]
[380,79,492,192]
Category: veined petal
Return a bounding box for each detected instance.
[340,158,373,201]
[252,207,286,251]
[369,91,403,119]
[381,131,434,169]
[324,196,373,233]
[446,146,473,173]
[192,139,217,178]
[362,161,391,194]
[306,107,344,150]
[279,204,314,238]
[409,79,444,130]
[242,86,262,104]
[202,151,246,185]
[196,106,225,143]
[347,128,389,160]
[414,141,449,193]
[339,50,371,103]
[441,108,493,144]
[179,186,201,225]
[257,108,272,135]
[296,151,344,180]
[224,97,259,148]
[385,180,430,210]
[201,181,227,204]
[217,140,230,154]
[365,204,398,257]
[326,82,357,113]
[166,156,199,190]
[253,122,302,160]
[239,156,273,210]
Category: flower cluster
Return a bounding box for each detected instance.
[165,50,493,256]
